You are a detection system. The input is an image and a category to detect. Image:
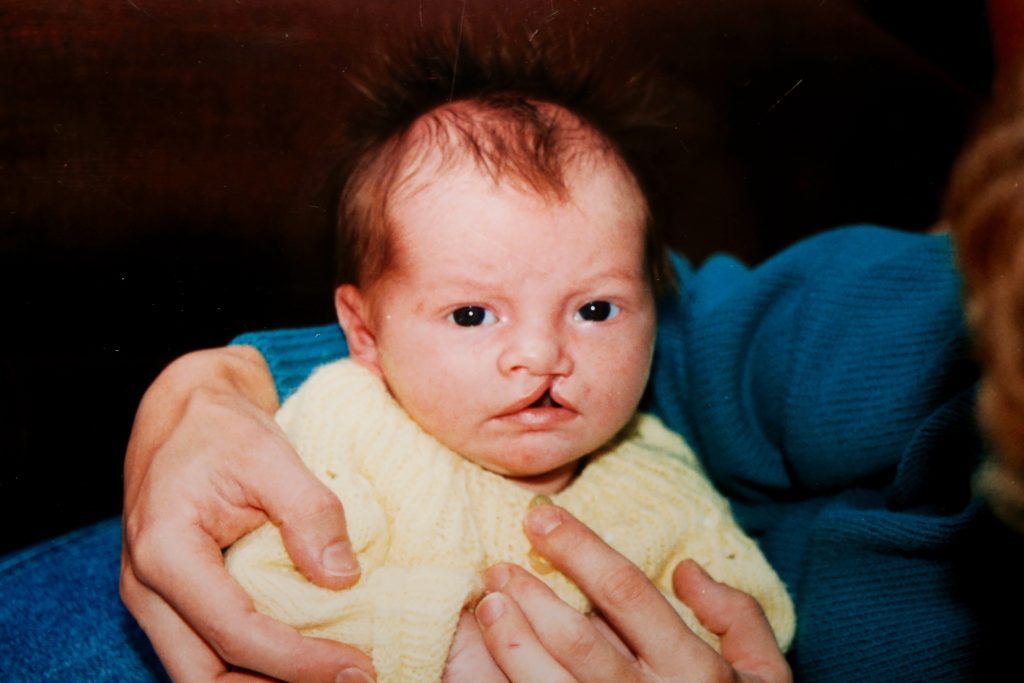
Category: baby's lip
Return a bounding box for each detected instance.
[498,382,576,417]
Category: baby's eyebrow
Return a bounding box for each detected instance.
[432,275,500,291]
[571,267,646,287]
[426,264,646,299]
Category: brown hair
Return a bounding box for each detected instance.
[327,27,678,296]
[946,65,1024,529]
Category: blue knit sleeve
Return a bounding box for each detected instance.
[651,226,987,682]
[651,225,971,501]
[231,324,349,402]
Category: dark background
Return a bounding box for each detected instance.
[0,0,999,554]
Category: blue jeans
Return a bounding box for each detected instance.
[0,518,168,682]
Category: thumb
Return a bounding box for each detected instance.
[250,453,361,589]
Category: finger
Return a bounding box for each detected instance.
[443,610,509,683]
[145,583,369,683]
[475,592,575,683]
[523,505,712,668]
[127,522,375,682]
[589,614,633,659]
[121,552,245,682]
[245,438,361,589]
[673,560,792,683]
[122,555,300,683]
[125,590,282,682]
[484,563,636,682]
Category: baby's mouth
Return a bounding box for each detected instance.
[497,386,576,427]
[529,390,562,409]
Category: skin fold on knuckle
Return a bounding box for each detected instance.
[118,562,144,610]
[181,383,235,432]
[122,507,146,556]
[231,413,289,463]
[558,612,601,664]
[202,615,252,668]
[204,466,256,519]
[277,484,345,532]
[124,522,174,590]
[182,385,272,457]
[675,657,740,683]
[601,563,650,611]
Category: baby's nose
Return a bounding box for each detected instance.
[498,326,572,376]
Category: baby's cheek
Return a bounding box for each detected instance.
[599,334,650,379]
[402,376,483,444]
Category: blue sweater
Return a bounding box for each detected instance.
[235,226,1018,682]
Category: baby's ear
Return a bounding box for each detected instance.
[334,285,384,378]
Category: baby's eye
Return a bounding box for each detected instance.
[449,306,497,327]
[574,300,620,322]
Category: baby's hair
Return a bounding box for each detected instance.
[326,25,678,296]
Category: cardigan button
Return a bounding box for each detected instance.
[528,494,553,509]
[527,495,555,574]
[528,548,555,575]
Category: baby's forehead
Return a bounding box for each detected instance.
[365,97,653,288]
[387,146,649,263]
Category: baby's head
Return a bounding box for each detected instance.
[330,41,673,492]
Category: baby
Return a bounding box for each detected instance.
[226,55,794,681]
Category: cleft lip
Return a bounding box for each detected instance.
[499,382,575,417]
[529,389,562,409]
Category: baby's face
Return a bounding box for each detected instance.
[343,155,655,493]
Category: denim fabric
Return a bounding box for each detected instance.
[0,518,167,682]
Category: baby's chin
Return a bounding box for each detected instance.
[421,418,611,492]
[498,460,582,494]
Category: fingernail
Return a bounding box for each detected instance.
[525,505,562,536]
[688,559,714,582]
[475,592,506,627]
[336,667,374,683]
[322,541,360,578]
[487,563,512,590]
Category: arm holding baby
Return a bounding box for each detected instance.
[119,345,373,682]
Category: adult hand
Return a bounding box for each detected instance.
[443,601,630,682]
[119,346,375,682]
[474,504,791,683]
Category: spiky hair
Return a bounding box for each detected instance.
[326,24,678,295]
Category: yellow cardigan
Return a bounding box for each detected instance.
[226,359,795,682]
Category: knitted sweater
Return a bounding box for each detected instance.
[226,359,794,682]
[236,226,1024,682]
